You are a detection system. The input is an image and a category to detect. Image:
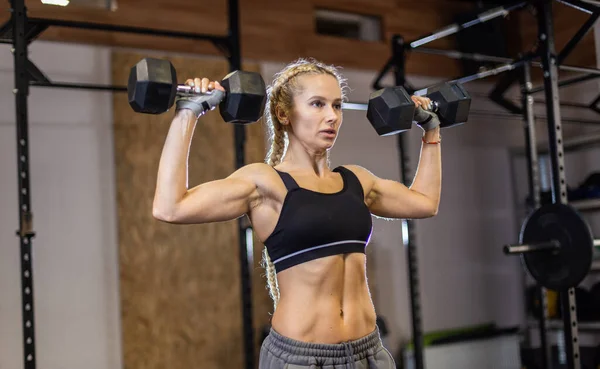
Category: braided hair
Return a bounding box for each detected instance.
[261,58,348,310]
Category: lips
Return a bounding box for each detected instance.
[320,129,336,135]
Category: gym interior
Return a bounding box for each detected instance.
[1,0,600,368]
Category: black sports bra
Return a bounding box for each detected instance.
[263,166,373,273]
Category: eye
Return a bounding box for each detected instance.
[311,100,324,108]
[333,103,342,110]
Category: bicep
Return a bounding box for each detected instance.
[352,167,435,219]
[367,178,435,219]
[156,168,258,224]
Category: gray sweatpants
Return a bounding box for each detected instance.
[259,326,396,369]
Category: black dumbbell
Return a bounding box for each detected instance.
[366,82,471,136]
[425,82,471,127]
[127,58,267,124]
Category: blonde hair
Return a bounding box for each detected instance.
[261,58,348,310]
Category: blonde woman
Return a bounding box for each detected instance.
[153,58,442,369]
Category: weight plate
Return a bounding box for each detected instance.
[521,203,594,290]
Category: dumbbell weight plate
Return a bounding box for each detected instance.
[128,58,177,114]
[367,87,415,136]
[425,82,471,127]
[220,70,267,124]
[520,203,594,290]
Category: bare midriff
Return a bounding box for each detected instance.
[270,252,377,344]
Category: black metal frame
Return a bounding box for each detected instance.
[3,1,255,369]
[521,60,554,369]
[372,1,600,368]
[389,34,426,369]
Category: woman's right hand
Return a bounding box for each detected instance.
[184,77,226,94]
[175,77,227,117]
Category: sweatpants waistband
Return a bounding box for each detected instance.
[263,326,383,362]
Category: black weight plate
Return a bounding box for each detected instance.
[128,58,177,114]
[366,87,414,136]
[521,203,594,290]
[425,82,471,127]
[219,70,267,124]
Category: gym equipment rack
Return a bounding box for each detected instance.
[1,1,256,369]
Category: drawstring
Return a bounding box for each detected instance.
[342,342,355,369]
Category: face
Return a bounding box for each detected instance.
[284,73,343,152]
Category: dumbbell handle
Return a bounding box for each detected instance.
[503,240,561,255]
[176,85,224,95]
[428,100,440,113]
[174,87,226,118]
[411,94,440,114]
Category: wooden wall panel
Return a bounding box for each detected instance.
[112,52,270,369]
[1,0,478,79]
[509,2,597,76]
[1,0,596,83]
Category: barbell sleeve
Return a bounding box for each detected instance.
[503,240,561,255]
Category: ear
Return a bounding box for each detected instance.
[275,105,289,126]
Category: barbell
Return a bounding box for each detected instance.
[504,203,596,290]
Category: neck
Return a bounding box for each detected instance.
[281,137,330,177]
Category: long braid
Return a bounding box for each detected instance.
[266,123,286,167]
[262,247,280,309]
[262,58,348,311]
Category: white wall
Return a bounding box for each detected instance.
[0,42,122,369]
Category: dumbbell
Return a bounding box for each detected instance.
[366,82,471,136]
[128,58,267,124]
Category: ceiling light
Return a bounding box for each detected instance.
[41,0,70,6]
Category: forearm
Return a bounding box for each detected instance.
[409,127,442,210]
[153,110,198,215]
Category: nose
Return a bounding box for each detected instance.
[325,104,339,125]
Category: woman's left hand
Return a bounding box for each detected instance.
[411,95,432,111]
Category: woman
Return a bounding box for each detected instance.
[152,58,442,368]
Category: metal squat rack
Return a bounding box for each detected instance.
[367,1,600,368]
[1,0,256,369]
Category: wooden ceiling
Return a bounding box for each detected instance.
[0,0,597,81]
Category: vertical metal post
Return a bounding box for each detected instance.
[535,1,579,368]
[394,35,425,369]
[521,61,552,369]
[227,0,255,368]
[10,1,37,369]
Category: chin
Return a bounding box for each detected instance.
[308,136,337,153]
[328,137,339,146]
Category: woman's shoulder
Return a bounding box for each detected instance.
[337,165,377,189]
[337,164,375,180]
[230,162,284,190]
[232,162,278,179]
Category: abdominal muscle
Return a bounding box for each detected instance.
[269,252,377,344]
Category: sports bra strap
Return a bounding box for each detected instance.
[334,166,365,199]
[274,169,300,190]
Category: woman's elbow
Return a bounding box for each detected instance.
[152,197,182,223]
[152,205,177,223]
[428,201,440,217]
[421,201,439,218]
